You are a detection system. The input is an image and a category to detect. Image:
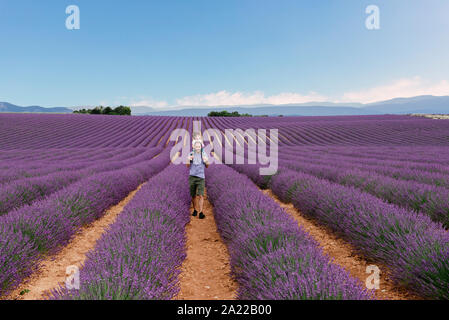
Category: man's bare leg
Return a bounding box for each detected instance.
[193,196,198,212]
[198,195,204,213]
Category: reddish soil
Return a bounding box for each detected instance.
[176,190,238,300]
[3,183,145,300]
[262,189,422,300]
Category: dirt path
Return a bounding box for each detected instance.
[4,183,145,300]
[176,190,238,300]
[262,189,421,300]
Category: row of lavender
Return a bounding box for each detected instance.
[278,156,449,228]
[0,150,124,183]
[281,147,449,175]
[0,147,145,163]
[288,146,449,166]
[0,148,112,164]
[230,164,449,299]
[0,147,162,216]
[2,114,449,150]
[0,114,195,150]
[281,152,449,191]
[220,142,449,227]
[206,165,372,300]
[52,165,190,300]
[0,148,148,176]
[207,116,449,146]
[0,150,170,297]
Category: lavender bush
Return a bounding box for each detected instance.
[2,114,449,149]
[1,113,449,301]
[0,148,145,184]
[51,165,190,300]
[0,150,170,297]
[279,159,449,227]
[266,168,449,299]
[281,150,449,188]
[206,165,372,300]
[0,147,162,215]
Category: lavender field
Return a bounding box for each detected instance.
[0,113,448,300]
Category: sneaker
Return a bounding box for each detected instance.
[199,212,205,219]
[192,210,197,217]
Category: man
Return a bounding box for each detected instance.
[187,133,209,219]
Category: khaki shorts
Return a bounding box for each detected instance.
[189,175,205,197]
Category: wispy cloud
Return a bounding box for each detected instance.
[97,96,169,110]
[175,90,328,107]
[339,76,449,104]
[109,77,449,110]
[128,98,168,108]
[128,97,168,109]
[173,78,449,107]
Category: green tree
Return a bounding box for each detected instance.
[72,105,131,116]
[103,106,113,114]
[114,105,131,115]
[207,110,252,117]
[90,106,103,114]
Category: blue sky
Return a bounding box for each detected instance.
[1,0,449,109]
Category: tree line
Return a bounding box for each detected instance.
[74,105,131,115]
[207,110,253,117]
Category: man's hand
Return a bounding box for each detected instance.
[186,153,193,167]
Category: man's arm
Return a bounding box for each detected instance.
[187,152,193,168]
[203,151,210,168]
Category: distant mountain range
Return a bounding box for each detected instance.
[1,95,448,116]
[133,95,449,116]
[0,102,72,114]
